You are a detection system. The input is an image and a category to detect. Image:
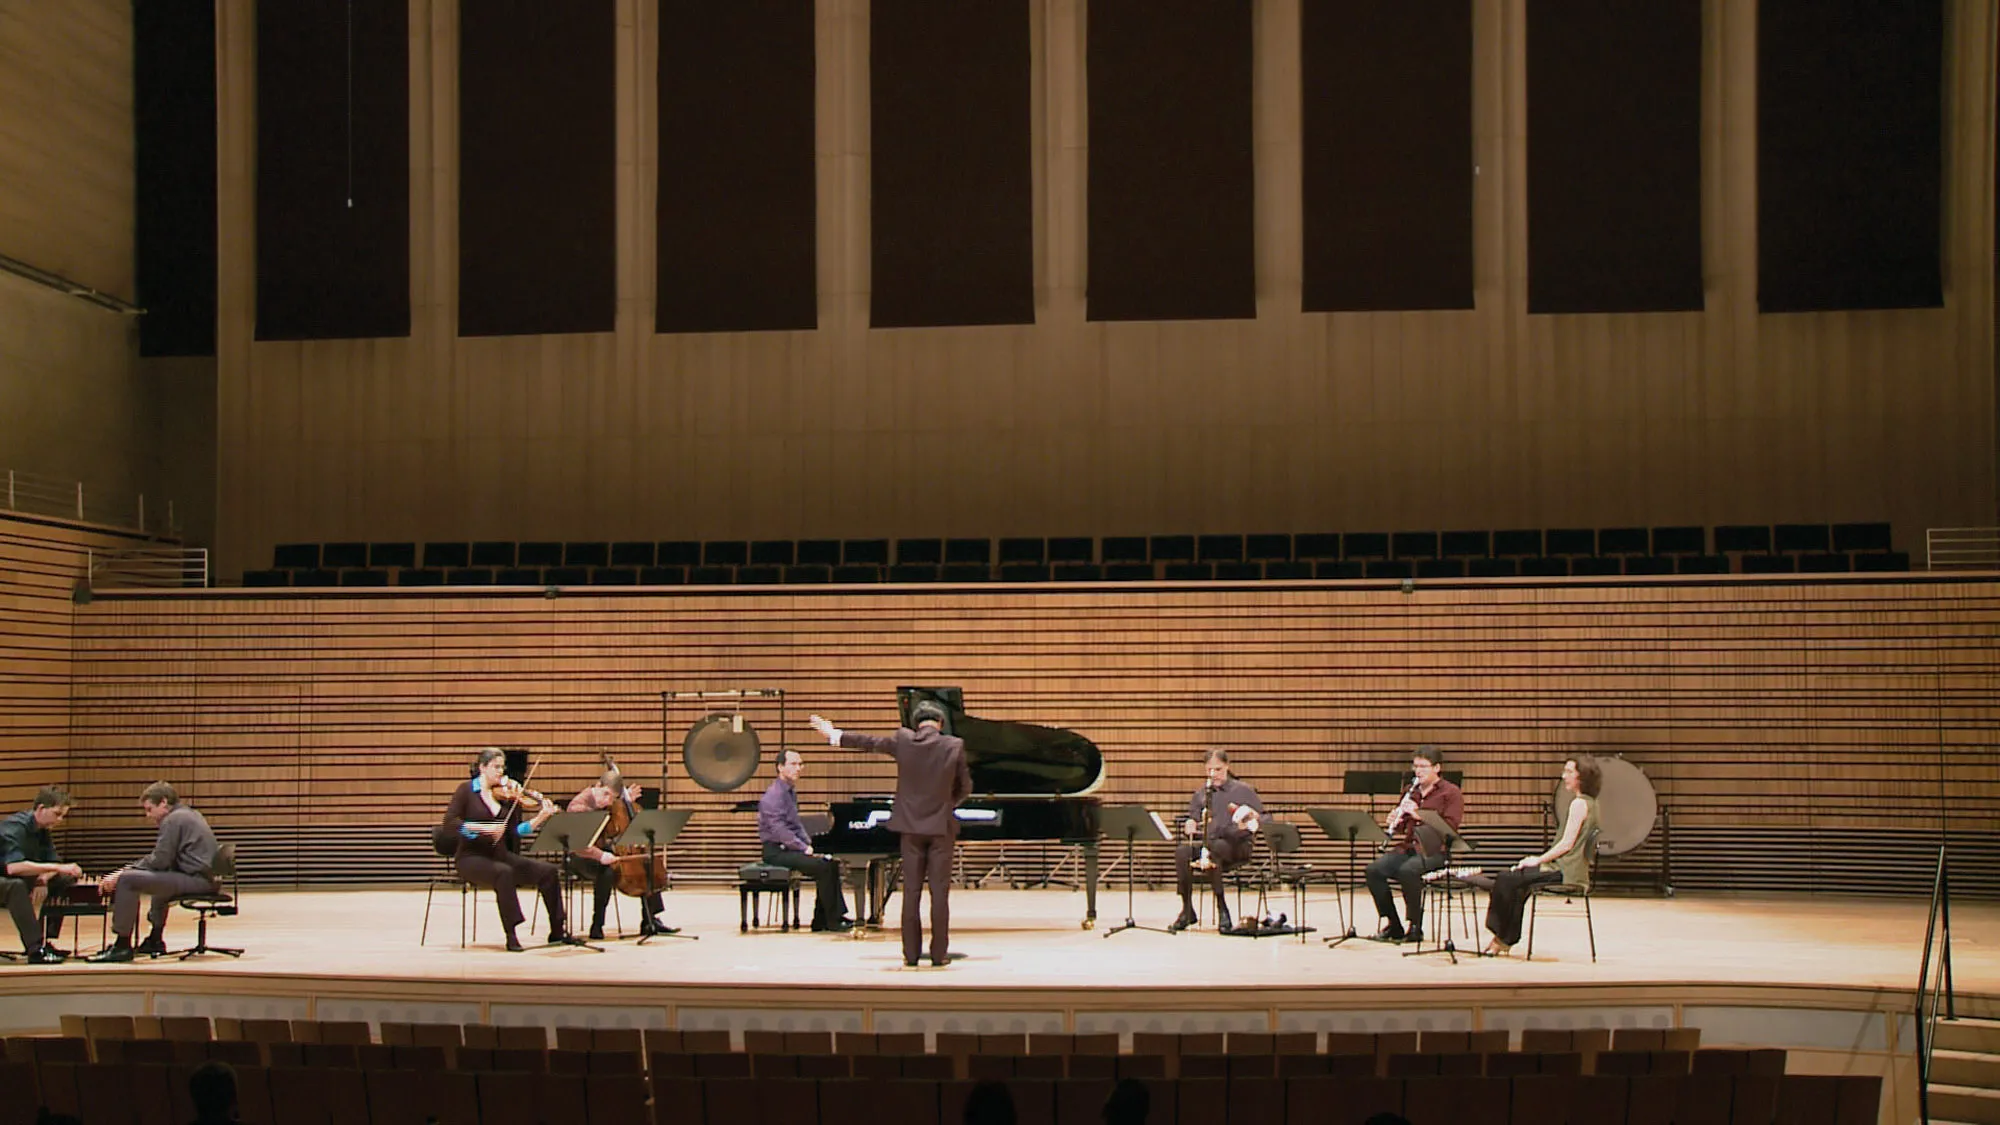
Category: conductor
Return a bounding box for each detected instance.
[810,702,972,967]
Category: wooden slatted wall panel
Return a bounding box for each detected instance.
[56,576,2000,891]
[0,517,153,809]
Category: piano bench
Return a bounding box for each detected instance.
[737,864,804,932]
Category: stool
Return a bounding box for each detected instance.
[738,864,803,931]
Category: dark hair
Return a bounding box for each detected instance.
[1102,1077,1150,1124]
[1412,746,1442,768]
[475,747,506,770]
[780,748,803,767]
[963,1079,1016,1125]
[1573,756,1603,797]
[1203,749,1230,765]
[140,781,179,807]
[189,1059,238,1115]
[33,786,70,810]
[910,700,948,728]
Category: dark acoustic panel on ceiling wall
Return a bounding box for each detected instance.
[459,0,616,337]
[135,0,218,358]
[256,0,410,340]
[1087,0,1254,322]
[1758,0,1942,312]
[1301,0,1473,312]
[1526,0,1701,314]
[870,0,1034,328]
[656,0,817,334]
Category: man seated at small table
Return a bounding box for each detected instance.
[89,781,219,962]
[757,749,851,932]
[0,785,83,964]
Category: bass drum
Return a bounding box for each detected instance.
[1552,755,1658,855]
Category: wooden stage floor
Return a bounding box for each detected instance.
[0,885,1983,1000]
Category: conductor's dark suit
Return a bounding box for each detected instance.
[839,724,973,964]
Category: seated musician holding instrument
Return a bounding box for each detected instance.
[89,781,219,962]
[757,749,851,932]
[1168,750,1264,933]
[566,767,676,940]
[442,748,566,951]
[1365,748,1462,944]
[0,785,83,964]
[1476,756,1600,957]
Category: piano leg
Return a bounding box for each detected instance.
[1082,841,1099,929]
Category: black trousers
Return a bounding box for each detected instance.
[1484,866,1562,946]
[899,833,954,964]
[457,851,564,933]
[1175,837,1252,904]
[565,857,665,927]
[760,843,848,924]
[1366,849,1447,931]
[2,874,74,950]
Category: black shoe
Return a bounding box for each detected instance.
[505,932,525,952]
[135,935,168,958]
[27,946,65,965]
[904,958,920,967]
[1216,905,1234,933]
[547,928,571,946]
[813,918,854,933]
[1402,928,1425,945]
[88,942,134,964]
[41,945,71,959]
[930,958,949,968]
[1372,922,1406,942]
[588,925,605,941]
[1167,908,1198,933]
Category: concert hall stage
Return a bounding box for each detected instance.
[0,887,1971,1080]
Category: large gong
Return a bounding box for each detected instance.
[1552,755,1659,855]
[682,712,762,792]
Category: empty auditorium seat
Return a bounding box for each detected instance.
[1853,551,1910,571]
[1597,527,1647,555]
[1494,529,1543,556]
[936,563,987,583]
[889,564,940,583]
[589,567,637,584]
[1212,562,1260,581]
[1366,559,1414,579]
[445,567,495,585]
[543,566,588,585]
[363,542,413,568]
[320,542,367,568]
[1545,529,1595,556]
[832,564,881,583]
[1799,553,1852,573]
[703,541,749,566]
[1741,554,1797,573]
[1198,534,1244,562]
[1676,555,1729,574]
[495,567,542,585]
[639,566,688,584]
[1468,557,1518,577]
[1150,535,1195,563]
[1623,556,1675,575]
[292,567,338,586]
[1416,558,1465,578]
[999,564,1052,582]
[422,542,470,568]
[272,543,319,569]
[339,568,390,586]
[608,541,655,567]
[945,538,991,565]
[1520,557,1569,576]
[563,542,608,567]
[736,565,782,585]
[396,568,445,586]
[242,569,289,587]
[517,542,562,567]
[1651,526,1705,555]
[1392,531,1439,559]
[896,538,943,565]
[471,541,515,567]
[1441,530,1490,558]
[1163,562,1212,580]
[783,565,830,583]
[1052,563,1103,581]
[1570,556,1621,576]
[1292,533,1341,560]
[1315,560,1363,579]
[1344,532,1389,559]
[1102,536,1149,564]
[1715,525,1772,553]
[1047,536,1093,563]
[1263,561,1312,579]
[996,537,1045,564]
[658,541,702,567]
[689,566,734,585]
[1774,523,1831,553]
[750,540,796,566]
[1105,563,1154,581]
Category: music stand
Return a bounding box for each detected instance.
[525,810,609,952]
[1308,809,1387,948]
[1402,810,1474,963]
[1100,805,1176,938]
[615,808,697,943]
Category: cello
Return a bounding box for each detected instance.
[600,754,671,899]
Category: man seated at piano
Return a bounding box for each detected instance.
[1169,750,1263,933]
[757,750,852,932]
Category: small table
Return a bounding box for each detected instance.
[42,881,112,955]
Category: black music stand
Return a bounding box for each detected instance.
[1309,809,1387,948]
[1100,805,1176,939]
[615,809,696,943]
[525,811,609,953]
[1402,810,1475,963]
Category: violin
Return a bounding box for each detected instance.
[492,775,550,812]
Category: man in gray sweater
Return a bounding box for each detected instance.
[88,781,218,962]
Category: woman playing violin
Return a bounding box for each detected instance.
[566,768,675,940]
[441,748,568,951]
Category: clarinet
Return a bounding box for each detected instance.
[1194,787,1216,870]
[1386,775,1421,840]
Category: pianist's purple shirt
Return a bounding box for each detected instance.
[758,777,811,852]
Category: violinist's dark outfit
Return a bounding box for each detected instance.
[442,777,565,944]
[565,786,668,938]
[1365,778,1463,940]
[1171,777,1263,930]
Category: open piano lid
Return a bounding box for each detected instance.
[897,686,1104,797]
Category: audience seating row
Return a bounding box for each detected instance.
[252,522,1906,587]
[1,1059,1884,1125]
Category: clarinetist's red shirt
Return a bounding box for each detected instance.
[1392,778,1464,852]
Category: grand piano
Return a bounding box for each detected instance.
[810,687,1104,928]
